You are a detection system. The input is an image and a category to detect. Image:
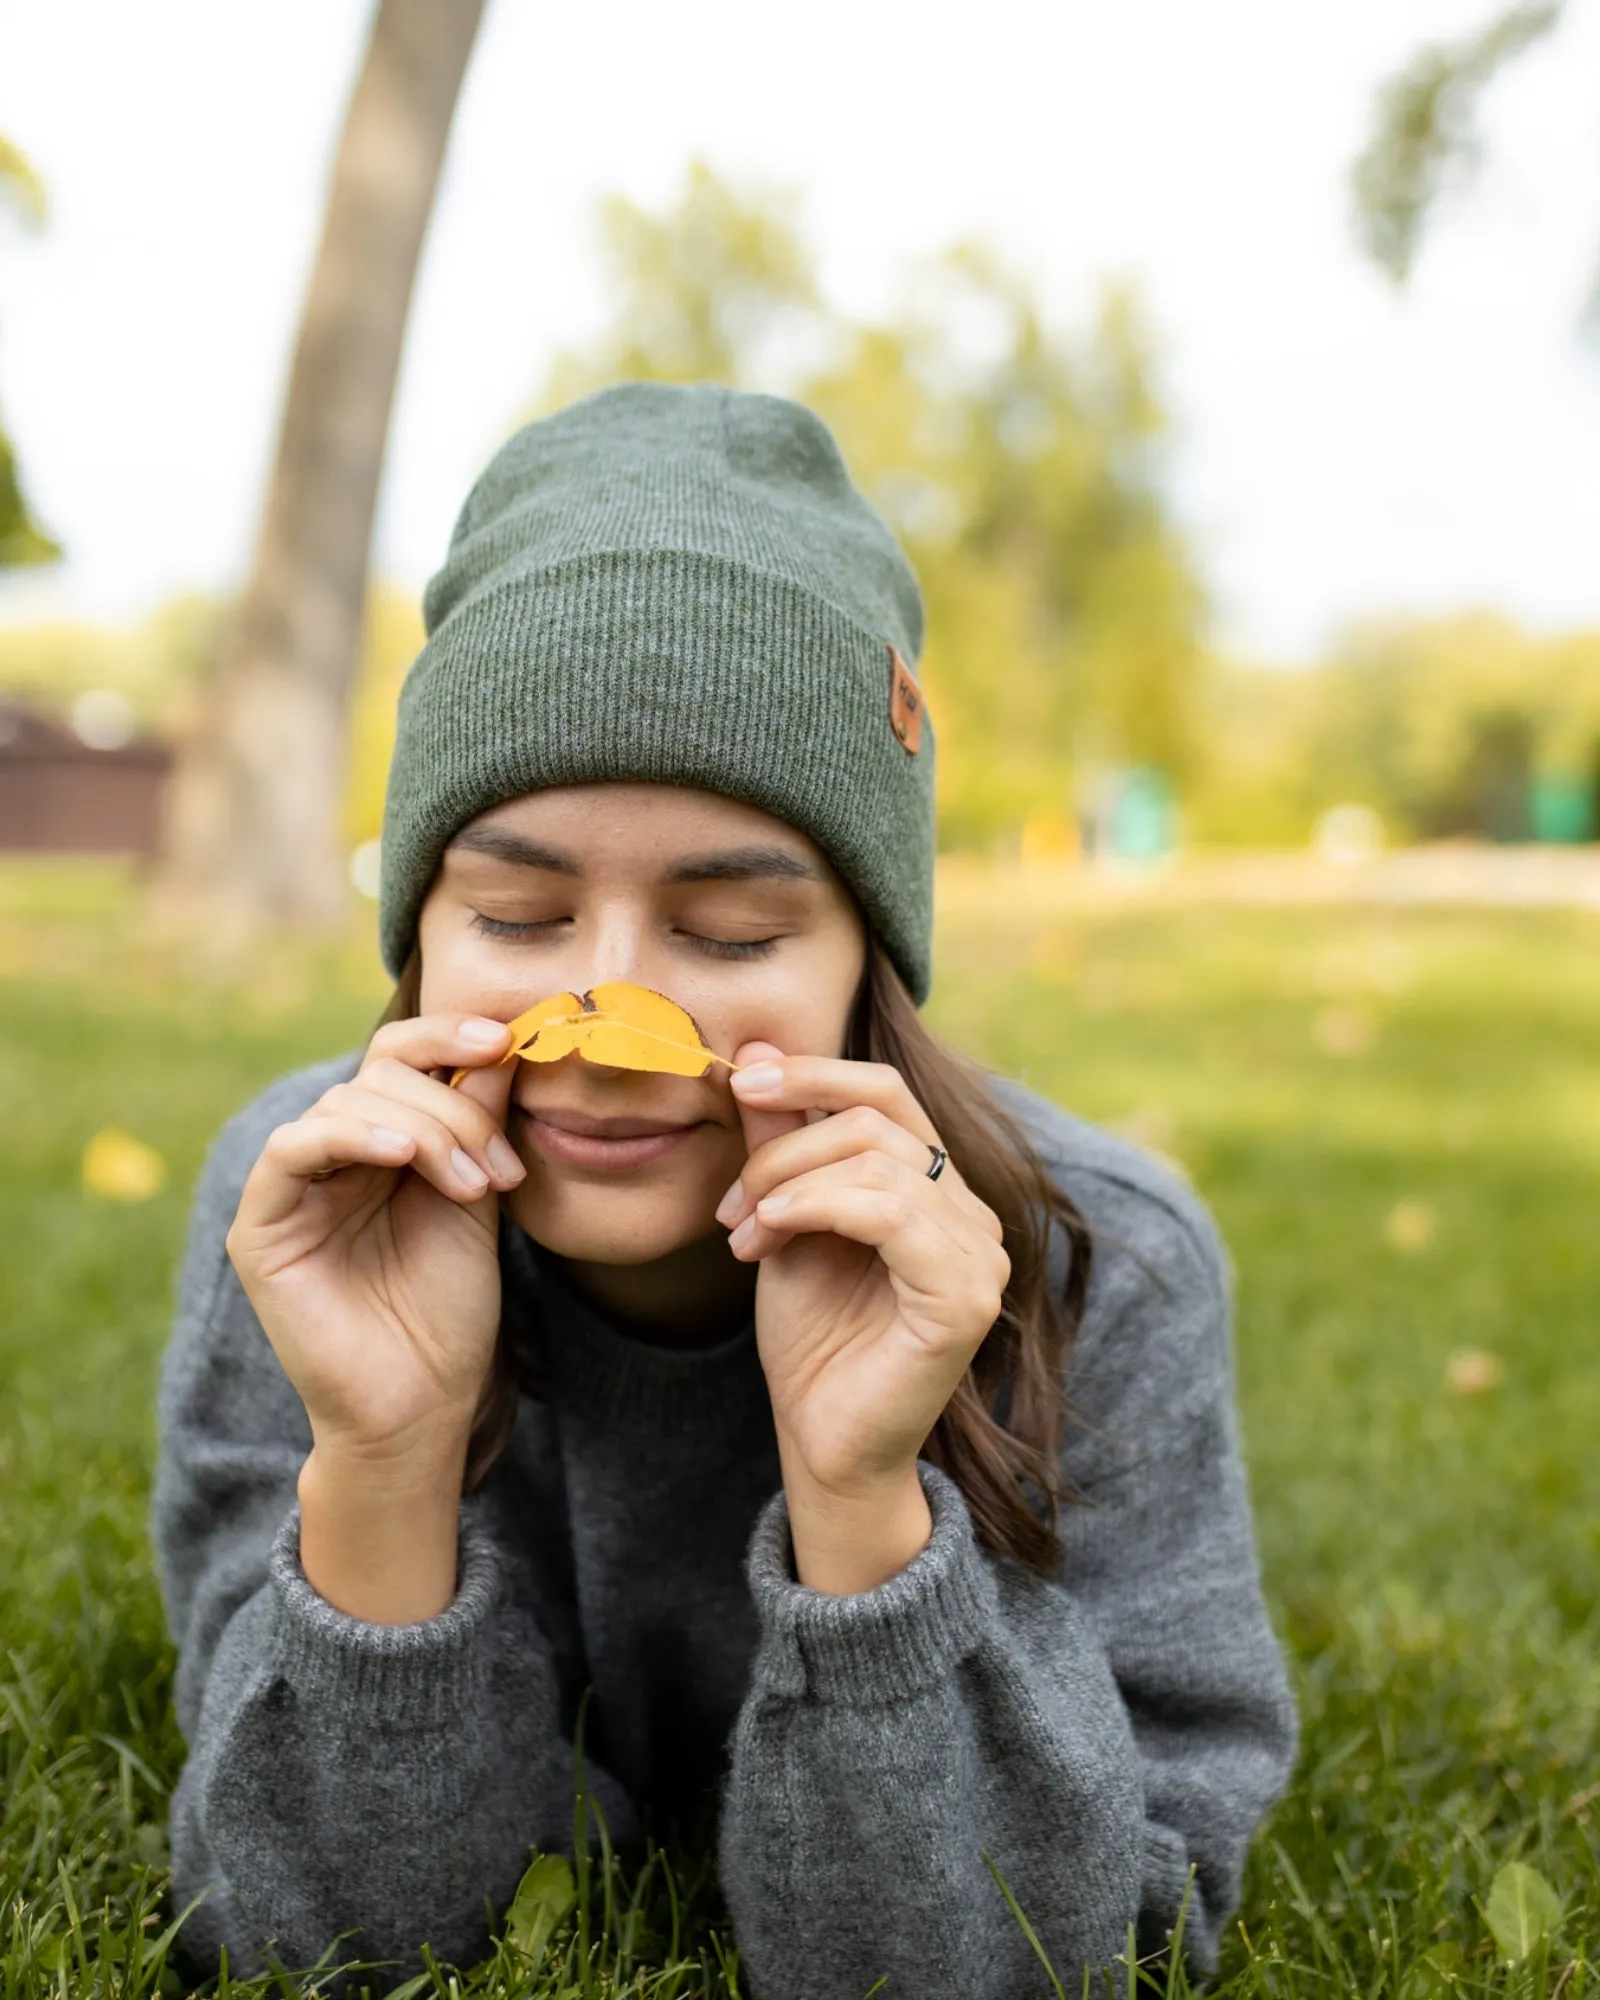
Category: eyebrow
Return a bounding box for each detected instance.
[446,829,582,874]
[445,830,823,887]
[663,846,823,886]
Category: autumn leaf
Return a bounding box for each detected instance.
[82,1127,167,1201]
[448,982,733,1087]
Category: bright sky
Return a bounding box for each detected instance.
[1,0,1597,662]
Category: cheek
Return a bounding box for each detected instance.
[691,953,861,1060]
[416,919,531,1020]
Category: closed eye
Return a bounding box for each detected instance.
[677,932,779,962]
[469,913,570,940]
[470,913,777,961]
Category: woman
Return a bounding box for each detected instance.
[153,380,1298,1998]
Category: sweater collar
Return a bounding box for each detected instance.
[500,1215,772,1435]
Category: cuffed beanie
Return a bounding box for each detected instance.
[377,379,937,1001]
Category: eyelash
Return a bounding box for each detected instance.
[469,913,778,961]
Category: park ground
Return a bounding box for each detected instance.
[2,857,1597,1997]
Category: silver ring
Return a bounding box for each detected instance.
[925,1144,948,1182]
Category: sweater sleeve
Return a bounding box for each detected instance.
[151,1067,640,1988]
[717,1174,1298,2000]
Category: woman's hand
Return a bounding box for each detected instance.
[719,1044,1010,1587]
[224,1013,526,1473]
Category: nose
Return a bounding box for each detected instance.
[582,897,650,988]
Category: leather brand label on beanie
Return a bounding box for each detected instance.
[887,643,924,754]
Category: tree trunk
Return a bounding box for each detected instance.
[152,0,485,946]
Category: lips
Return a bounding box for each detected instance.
[512,1101,703,1173]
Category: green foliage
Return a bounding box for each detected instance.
[503,1855,577,1971]
[0,135,47,225]
[1351,2,1566,282]
[1184,610,1600,848]
[0,425,61,569]
[527,159,1206,848]
[0,131,60,569]
[1483,1863,1564,1964]
[532,154,824,408]
[3,862,1598,1994]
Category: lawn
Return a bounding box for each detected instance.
[2,859,1597,1997]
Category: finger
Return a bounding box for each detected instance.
[730,1038,806,1172]
[717,1104,938,1230]
[338,1060,524,1189]
[730,1054,940,1147]
[310,1085,510,1205]
[241,1114,418,1229]
[365,1010,515,1090]
[731,1150,973,1264]
[730,1158,1011,1328]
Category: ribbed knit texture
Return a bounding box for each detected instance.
[378,382,937,999]
[153,1050,1298,1998]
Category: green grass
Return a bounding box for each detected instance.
[3,859,1597,1996]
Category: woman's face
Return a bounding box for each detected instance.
[415,781,867,1266]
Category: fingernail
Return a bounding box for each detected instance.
[756,1193,791,1217]
[728,1215,757,1254]
[450,1146,489,1191]
[459,1017,507,1047]
[372,1126,413,1152]
[714,1179,744,1225]
[732,1063,782,1096]
[486,1135,524,1183]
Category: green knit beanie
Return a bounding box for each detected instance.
[377,380,937,1001]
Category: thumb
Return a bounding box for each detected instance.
[731,1040,804,1163]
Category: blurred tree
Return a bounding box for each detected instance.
[152,0,485,943]
[1184,611,1600,846]
[1351,4,1572,289]
[0,134,61,567]
[805,249,1205,842]
[530,161,1205,848]
[533,154,826,409]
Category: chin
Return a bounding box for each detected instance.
[505,1183,720,1267]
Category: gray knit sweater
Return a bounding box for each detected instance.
[152,1050,1298,1998]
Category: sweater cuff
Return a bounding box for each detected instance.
[1141,1820,1195,1920]
[745,1460,997,1703]
[267,1501,502,1729]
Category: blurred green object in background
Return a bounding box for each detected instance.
[1112,764,1177,862]
[1532,771,1598,846]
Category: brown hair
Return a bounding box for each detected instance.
[376,935,1093,1579]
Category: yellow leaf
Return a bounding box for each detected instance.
[82,1126,167,1201]
[1384,1197,1437,1254]
[449,982,733,1087]
[447,992,587,1087]
[506,992,587,1054]
[1445,1348,1503,1396]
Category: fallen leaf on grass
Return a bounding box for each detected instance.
[1445,1349,1504,1396]
[503,1852,577,1970]
[1385,1198,1437,1254]
[449,981,733,1088]
[1483,1860,1563,1963]
[82,1127,167,1201]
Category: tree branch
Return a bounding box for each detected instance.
[1351,1,1565,282]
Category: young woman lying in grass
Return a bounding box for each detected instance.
[153,380,1298,1999]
